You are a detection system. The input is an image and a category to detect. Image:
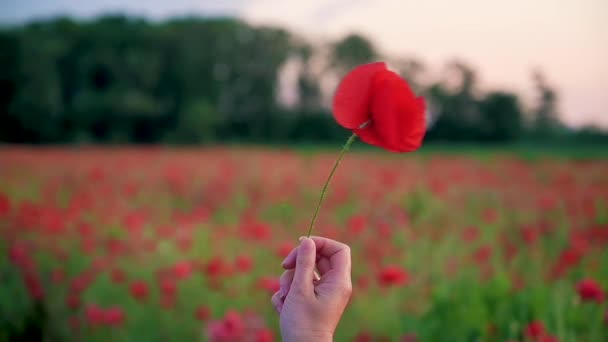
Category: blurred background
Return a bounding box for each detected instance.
[0,0,607,147]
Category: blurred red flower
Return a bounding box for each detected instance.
[276,242,294,258]
[160,278,177,297]
[354,332,373,342]
[172,260,193,280]
[205,257,227,278]
[196,305,211,321]
[110,268,127,284]
[525,321,546,340]
[234,255,253,273]
[85,304,105,326]
[23,271,44,300]
[104,306,125,326]
[473,245,492,264]
[521,225,540,245]
[0,192,10,217]
[461,226,479,243]
[51,268,65,284]
[66,294,81,310]
[378,266,410,287]
[576,278,605,303]
[258,276,280,294]
[347,215,367,235]
[129,280,149,301]
[401,332,418,342]
[332,62,426,152]
[207,310,245,342]
[255,328,274,342]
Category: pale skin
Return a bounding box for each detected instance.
[271,236,352,342]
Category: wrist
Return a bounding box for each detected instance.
[282,331,333,342]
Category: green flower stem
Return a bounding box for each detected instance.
[306,132,357,237]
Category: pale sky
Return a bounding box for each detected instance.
[2,0,607,128]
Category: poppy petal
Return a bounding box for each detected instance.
[369,70,426,152]
[333,62,387,129]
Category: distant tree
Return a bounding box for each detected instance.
[426,61,482,140]
[165,101,220,144]
[331,33,377,73]
[478,92,523,141]
[531,70,560,136]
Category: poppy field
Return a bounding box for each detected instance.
[0,147,607,341]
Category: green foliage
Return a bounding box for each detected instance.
[0,16,607,145]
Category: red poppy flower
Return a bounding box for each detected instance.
[104,306,125,326]
[234,255,253,273]
[85,304,105,326]
[205,257,227,278]
[277,242,294,258]
[0,192,10,217]
[195,305,211,321]
[110,268,127,284]
[160,278,177,297]
[576,278,605,303]
[172,260,193,280]
[525,321,545,340]
[257,276,280,294]
[333,62,426,152]
[378,265,410,287]
[255,328,274,342]
[66,294,81,310]
[129,280,149,301]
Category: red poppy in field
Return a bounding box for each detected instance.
[521,225,540,245]
[23,271,44,300]
[195,305,211,321]
[524,321,546,340]
[205,257,228,278]
[257,276,280,294]
[104,306,125,326]
[461,226,479,243]
[378,265,410,287]
[160,278,177,297]
[401,332,418,342]
[576,278,605,303]
[0,192,10,217]
[66,294,81,310]
[206,310,245,341]
[172,260,193,280]
[110,268,127,284]
[234,255,253,273]
[255,328,274,342]
[332,62,426,152]
[277,242,294,258]
[473,245,492,264]
[85,304,105,326]
[129,280,149,301]
[354,332,373,342]
[347,214,367,235]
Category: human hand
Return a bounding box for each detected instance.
[271,236,352,342]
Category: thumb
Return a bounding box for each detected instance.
[292,237,316,295]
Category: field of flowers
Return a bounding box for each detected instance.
[0,147,607,341]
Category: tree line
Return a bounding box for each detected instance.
[0,15,606,145]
